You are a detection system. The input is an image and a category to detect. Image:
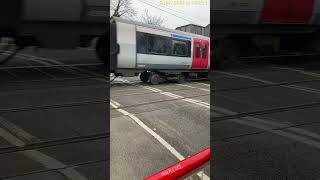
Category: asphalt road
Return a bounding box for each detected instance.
[110,77,210,179]
[0,47,211,180]
[0,48,108,180]
[6,47,319,180]
[212,60,320,180]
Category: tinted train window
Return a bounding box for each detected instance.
[196,43,201,58]
[136,32,191,57]
[172,40,191,57]
[148,35,169,55]
[137,32,147,54]
[202,44,207,58]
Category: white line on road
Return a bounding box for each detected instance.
[110,101,210,180]
[5,52,102,77]
[177,84,210,92]
[112,80,211,178]
[194,82,210,87]
[271,66,320,78]
[213,106,320,150]
[215,70,320,94]
[0,118,88,180]
[139,85,211,109]
[215,71,274,84]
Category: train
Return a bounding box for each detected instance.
[110,17,210,85]
[212,0,320,68]
[0,0,107,63]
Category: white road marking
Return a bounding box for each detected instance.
[288,85,320,94]
[231,118,320,149]
[0,51,94,179]
[110,101,210,180]
[213,106,320,150]
[112,79,210,178]
[177,84,197,89]
[136,82,211,108]
[0,117,36,143]
[177,84,210,92]
[140,85,211,109]
[215,71,273,84]
[144,86,162,93]
[215,70,320,94]
[3,52,86,77]
[271,66,320,78]
[110,99,121,107]
[0,116,88,180]
[194,82,210,87]
[5,52,102,77]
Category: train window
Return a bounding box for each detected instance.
[196,43,201,58]
[148,35,169,55]
[171,39,191,57]
[172,40,187,56]
[202,44,207,58]
[137,32,147,54]
[136,32,191,57]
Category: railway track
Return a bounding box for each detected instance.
[0,63,106,81]
[0,49,108,180]
[0,132,108,155]
[212,78,320,92]
[1,159,107,180]
[212,101,320,122]
[212,57,320,179]
[0,99,108,114]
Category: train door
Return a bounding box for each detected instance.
[192,38,202,69]
[200,40,209,69]
[192,38,209,69]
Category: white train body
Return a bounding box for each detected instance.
[0,0,107,49]
[111,17,210,77]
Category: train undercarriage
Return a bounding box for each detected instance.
[112,69,209,85]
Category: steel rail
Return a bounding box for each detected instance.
[0,132,109,155]
[0,99,108,114]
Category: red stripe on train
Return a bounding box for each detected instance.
[261,0,314,24]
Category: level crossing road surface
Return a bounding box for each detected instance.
[110,75,210,179]
[212,60,320,180]
[0,48,108,180]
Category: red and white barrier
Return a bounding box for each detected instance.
[144,147,210,180]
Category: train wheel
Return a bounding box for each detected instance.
[177,74,186,83]
[149,73,161,85]
[140,71,150,82]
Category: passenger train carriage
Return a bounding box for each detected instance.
[0,0,107,64]
[110,17,210,85]
[212,0,320,68]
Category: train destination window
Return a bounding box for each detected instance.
[196,43,201,58]
[202,44,207,58]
